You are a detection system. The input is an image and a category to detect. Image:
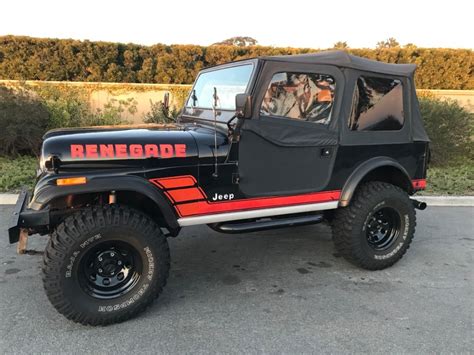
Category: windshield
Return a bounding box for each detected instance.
[186,64,254,110]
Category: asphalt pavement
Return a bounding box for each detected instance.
[0,205,472,354]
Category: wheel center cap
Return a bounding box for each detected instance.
[103,263,116,274]
[96,251,123,276]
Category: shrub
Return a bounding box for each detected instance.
[419,97,473,166]
[85,98,136,126]
[33,85,134,128]
[0,84,136,157]
[0,86,49,156]
[143,99,178,124]
[33,85,91,129]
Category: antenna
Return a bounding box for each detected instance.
[212,87,219,178]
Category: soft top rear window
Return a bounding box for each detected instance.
[349,76,404,131]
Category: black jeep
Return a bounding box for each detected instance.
[8,51,430,325]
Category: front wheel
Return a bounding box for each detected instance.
[332,182,416,270]
[42,205,170,325]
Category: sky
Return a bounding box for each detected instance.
[1,0,472,49]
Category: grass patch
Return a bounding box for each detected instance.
[0,157,472,195]
[0,156,37,192]
[421,163,473,196]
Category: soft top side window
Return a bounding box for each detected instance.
[349,76,404,131]
[260,72,336,125]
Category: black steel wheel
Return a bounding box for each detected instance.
[79,241,143,300]
[332,182,416,270]
[365,207,401,251]
[43,205,170,326]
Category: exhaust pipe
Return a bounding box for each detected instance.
[412,199,427,210]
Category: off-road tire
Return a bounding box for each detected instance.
[332,182,416,270]
[42,204,170,325]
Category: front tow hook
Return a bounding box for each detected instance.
[411,199,427,210]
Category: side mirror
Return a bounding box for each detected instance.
[235,93,252,119]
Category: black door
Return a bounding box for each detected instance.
[238,62,344,197]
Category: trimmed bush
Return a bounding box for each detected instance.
[1,35,473,89]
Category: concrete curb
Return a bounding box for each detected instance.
[0,194,21,205]
[1,193,473,207]
[414,196,474,207]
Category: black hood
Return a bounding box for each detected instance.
[41,124,199,170]
[41,123,230,171]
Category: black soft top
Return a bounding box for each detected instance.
[260,50,416,77]
[197,51,429,143]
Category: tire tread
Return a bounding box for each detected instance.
[42,204,170,326]
[332,182,416,270]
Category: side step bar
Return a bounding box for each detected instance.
[209,214,324,234]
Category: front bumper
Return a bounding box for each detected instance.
[8,190,50,244]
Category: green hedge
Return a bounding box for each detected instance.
[1,36,472,89]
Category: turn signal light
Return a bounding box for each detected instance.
[56,177,87,186]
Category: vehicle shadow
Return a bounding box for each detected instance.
[152,222,350,309]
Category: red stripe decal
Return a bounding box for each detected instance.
[412,179,426,190]
[176,190,341,217]
[166,188,206,203]
[150,175,197,189]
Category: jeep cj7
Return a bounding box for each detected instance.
[9,51,430,325]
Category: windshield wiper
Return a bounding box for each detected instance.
[191,89,198,107]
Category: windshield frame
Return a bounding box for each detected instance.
[180,59,259,123]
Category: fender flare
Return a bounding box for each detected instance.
[339,157,412,207]
[30,175,179,230]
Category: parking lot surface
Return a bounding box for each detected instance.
[0,206,472,353]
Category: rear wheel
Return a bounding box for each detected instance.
[42,204,170,325]
[332,182,416,270]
